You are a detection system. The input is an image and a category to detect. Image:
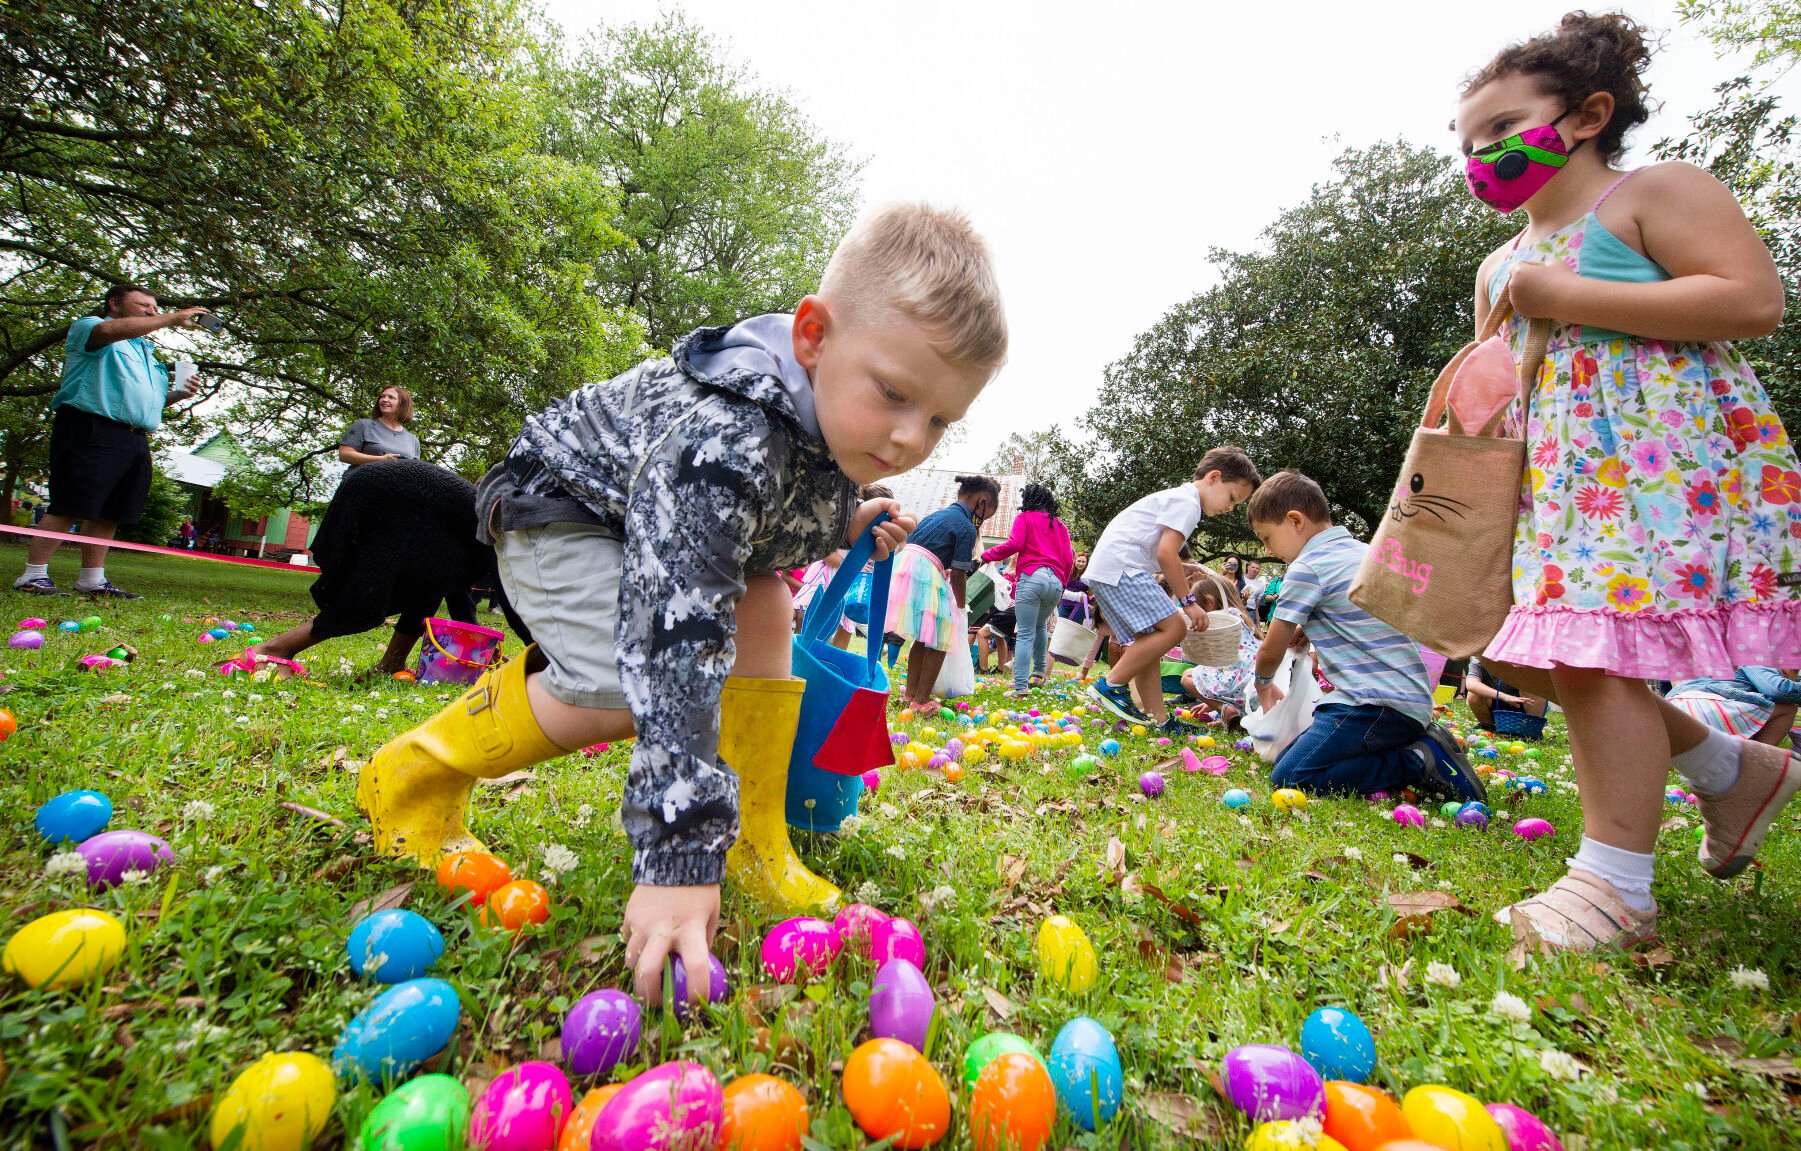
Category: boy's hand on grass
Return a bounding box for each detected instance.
[621,882,720,1007]
[850,498,913,560]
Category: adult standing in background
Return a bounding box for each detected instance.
[1058,551,1090,623]
[338,386,420,466]
[982,482,1074,696]
[12,283,209,599]
[1241,561,1268,627]
[888,474,999,708]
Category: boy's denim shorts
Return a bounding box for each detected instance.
[493,522,628,709]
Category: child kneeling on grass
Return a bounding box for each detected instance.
[357,203,1007,1004]
[1249,471,1484,802]
[1083,446,1261,735]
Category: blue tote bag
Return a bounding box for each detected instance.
[785,518,895,833]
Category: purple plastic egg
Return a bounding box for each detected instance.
[1365,791,1391,802]
[1391,804,1426,828]
[669,953,729,1018]
[862,768,882,792]
[561,989,640,1076]
[1487,1102,1565,1151]
[890,732,909,746]
[760,917,839,981]
[869,916,926,969]
[1235,738,1254,752]
[467,1061,573,1151]
[8,629,44,650]
[945,738,964,756]
[869,957,935,1051]
[592,1060,724,1151]
[76,829,174,889]
[1200,755,1231,775]
[1139,771,1166,798]
[927,752,952,770]
[1220,1043,1324,1122]
[1512,817,1556,841]
[1455,807,1491,830]
[832,903,892,957]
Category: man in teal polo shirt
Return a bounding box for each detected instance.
[13,283,211,598]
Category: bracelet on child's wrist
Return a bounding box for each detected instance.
[1177,594,1197,607]
[1254,672,1274,686]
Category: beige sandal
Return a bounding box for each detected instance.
[1494,869,1658,954]
[1695,740,1799,879]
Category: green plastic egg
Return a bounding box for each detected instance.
[358,1073,470,1151]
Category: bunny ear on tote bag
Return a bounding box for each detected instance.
[1348,300,1551,659]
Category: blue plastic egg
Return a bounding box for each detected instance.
[1519,778,1546,794]
[238,622,256,632]
[1298,1006,1376,1082]
[1047,1015,1124,1132]
[346,909,444,983]
[207,627,231,640]
[34,790,113,844]
[59,620,81,632]
[332,977,460,1084]
[1459,801,1490,819]
[1222,789,1253,809]
[1099,739,1121,757]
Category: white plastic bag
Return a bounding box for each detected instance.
[1241,648,1322,763]
[933,605,976,698]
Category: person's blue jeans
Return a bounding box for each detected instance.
[1271,702,1425,796]
[1011,567,1064,691]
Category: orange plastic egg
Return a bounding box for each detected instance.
[944,764,966,783]
[558,1085,623,1151]
[842,1038,950,1149]
[0,707,14,741]
[392,669,417,683]
[1372,1143,1455,1151]
[482,879,550,931]
[969,1052,1055,1151]
[720,1073,808,1151]
[436,851,513,904]
[1324,1081,1414,1151]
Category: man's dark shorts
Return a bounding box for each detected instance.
[47,405,153,526]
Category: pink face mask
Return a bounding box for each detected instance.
[1465,114,1578,214]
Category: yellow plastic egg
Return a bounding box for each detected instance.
[1130,724,1147,737]
[920,727,938,741]
[963,747,987,764]
[1400,1084,1507,1151]
[3,908,127,989]
[1246,1121,1349,1150]
[210,1052,337,1151]
[1197,735,1216,748]
[1035,914,1098,992]
[1271,788,1308,811]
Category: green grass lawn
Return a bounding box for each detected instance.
[1,542,1797,1148]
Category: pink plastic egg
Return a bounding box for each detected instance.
[592,1060,724,1151]
[197,632,216,644]
[1486,1102,1565,1151]
[760,917,840,981]
[862,768,882,792]
[1180,748,1204,773]
[467,1061,574,1151]
[1200,755,1231,775]
[869,916,926,969]
[17,617,47,629]
[832,903,892,958]
[1512,817,1556,842]
[869,957,935,1051]
[1391,804,1426,828]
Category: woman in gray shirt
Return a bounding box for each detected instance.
[339,385,421,465]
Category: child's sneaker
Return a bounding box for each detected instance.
[1159,715,1202,738]
[75,580,139,600]
[1410,724,1486,803]
[1087,679,1150,724]
[1695,741,1800,878]
[11,574,57,595]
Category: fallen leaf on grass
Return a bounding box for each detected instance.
[1104,836,1126,879]
[313,855,358,882]
[1731,1057,1801,1080]
[1138,1092,1223,1139]
[1386,890,1468,940]
[1629,946,1676,969]
[1693,1034,1747,1058]
[279,801,346,829]
[349,880,414,921]
[996,854,1027,889]
[575,935,614,964]
[1138,881,1205,928]
[981,986,1014,1019]
[1659,816,1689,833]
[1121,873,1145,898]
[478,770,536,787]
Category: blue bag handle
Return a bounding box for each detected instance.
[801,513,892,681]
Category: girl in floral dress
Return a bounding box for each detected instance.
[1457,12,1801,951]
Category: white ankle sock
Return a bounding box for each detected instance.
[75,566,105,589]
[1569,837,1656,912]
[22,563,48,581]
[1671,725,1742,796]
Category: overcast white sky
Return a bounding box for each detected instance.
[541,1,1793,470]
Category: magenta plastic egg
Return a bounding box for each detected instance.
[869,916,926,969]
[592,1060,724,1151]
[1180,748,1204,773]
[1486,1102,1565,1151]
[1139,771,1165,798]
[862,768,882,792]
[832,903,892,957]
[1391,804,1426,828]
[8,629,44,650]
[17,617,47,629]
[1512,817,1555,841]
[467,1061,573,1151]
[1220,1044,1324,1122]
[197,632,216,645]
[760,917,840,981]
[76,829,174,889]
[1201,755,1231,775]
[869,957,935,1051]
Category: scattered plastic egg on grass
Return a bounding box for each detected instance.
[841,1038,951,1149]
[1401,1084,1507,1151]
[870,916,926,969]
[8,629,43,649]
[16,616,47,628]
[970,1051,1056,1151]
[1272,788,1308,811]
[1035,915,1098,992]
[1485,1102,1566,1151]
[3,908,126,989]
[869,957,936,1051]
[1247,1123,1348,1151]
[467,1061,573,1151]
[832,903,891,957]
[1099,739,1121,756]
[1299,1007,1376,1083]
[1322,1080,1411,1151]
[1047,1016,1123,1132]
[1221,1044,1324,1122]
[210,1052,336,1151]
[347,909,445,983]
[1391,804,1426,828]
[562,988,641,1077]
[557,1087,623,1151]
[761,916,840,981]
[77,829,173,889]
[669,952,729,1017]
[1139,771,1165,798]
[1222,788,1253,809]
[436,851,513,905]
[1512,817,1555,842]
[358,1072,470,1151]
[0,708,13,741]
[482,880,550,931]
[35,789,112,844]
[332,977,461,1084]
[719,1073,808,1151]
[1454,806,1491,831]
[963,1033,1045,1088]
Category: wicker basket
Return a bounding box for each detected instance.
[1180,610,1244,667]
[1046,617,1097,665]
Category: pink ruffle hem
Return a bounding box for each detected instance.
[1485,600,1801,681]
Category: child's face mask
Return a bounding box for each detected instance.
[1465,112,1578,214]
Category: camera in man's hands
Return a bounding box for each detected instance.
[193,312,223,332]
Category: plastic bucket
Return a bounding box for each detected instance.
[1047,618,1097,665]
[415,618,504,687]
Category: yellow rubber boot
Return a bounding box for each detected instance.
[356,645,567,867]
[723,676,843,915]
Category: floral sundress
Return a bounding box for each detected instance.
[1485,169,1801,678]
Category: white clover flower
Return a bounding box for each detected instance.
[248,692,264,703]
[121,868,151,885]
[929,884,955,908]
[539,843,579,884]
[838,815,863,835]
[1686,1082,1708,1099]
[182,800,216,822]
[1539,1049,1586,1081]
[875,804,899,819]
[184,668,206,679]
[1730,966,1770,991]
[161,681,177,691]
[1425,961,1462,989]
[336,658,355,675]
[46,850,88,879]
[1393,853,1410,864]
[1490,991,1531,1022]
[220,689,237,700]
[572,803,594,829]
[854,880,882,904]
[234,715,250,726]
[885,844,907,860]
[203,864,229,886]
[1429,817,1448,828]
[1495,809,1510,820]
[1342,846,1362,859]
[350,703,367,713]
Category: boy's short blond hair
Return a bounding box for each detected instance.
[819,203,1008,372]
